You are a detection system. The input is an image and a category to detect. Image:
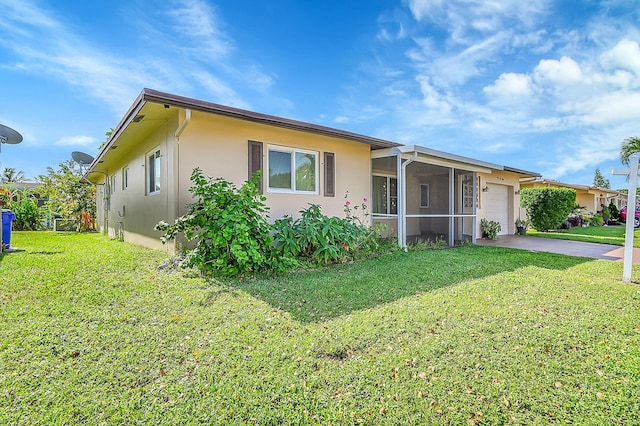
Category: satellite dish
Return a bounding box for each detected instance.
[0,124,23,145]
[72,151,95,165]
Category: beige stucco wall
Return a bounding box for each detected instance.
[96,117,178,251]
[477,170,521,236]
[176,112,371,222]
[98,109,372,251]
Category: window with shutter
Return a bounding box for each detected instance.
[248,140,263,193]
[324,152,335,197]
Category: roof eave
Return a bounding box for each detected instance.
[86,89,147,175]
[141,88,400,149]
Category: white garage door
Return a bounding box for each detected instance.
[485,184,510,235]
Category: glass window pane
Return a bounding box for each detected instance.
[269,150,292,189]
[372,176,388,214]
[390,178,398,214]
[295,152,316,191]
[420,184,429,208]
[153,151,161,192]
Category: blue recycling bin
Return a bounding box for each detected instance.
[2,210,16,249]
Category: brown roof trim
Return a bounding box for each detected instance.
[88,90,147,172]
[503,165,541,178]
[142,88,400,149]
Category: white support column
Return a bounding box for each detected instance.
[449,168,455,246]
[612,155,639,283]
[400,152,418,250]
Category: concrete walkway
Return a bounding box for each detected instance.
[476,235,640,264]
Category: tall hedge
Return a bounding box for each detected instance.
[520,187,576,231]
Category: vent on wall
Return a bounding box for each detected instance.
[132,114,145,123]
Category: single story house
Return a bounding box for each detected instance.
[86,89,540,251]
[519,179,625,215]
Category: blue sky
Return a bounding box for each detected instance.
[1,0,639,189]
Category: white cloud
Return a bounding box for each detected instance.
[533,56,583,85]
[569,91,640,125]
[56,135,96,146]
[601,39,640,75]
[415,76,454,120]
[484,72,533,97]
[0,0,282,116]
[405,0,549,42]
[409,32,510,88]
[164,0,232,59]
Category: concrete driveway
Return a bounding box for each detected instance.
[476,235,640,264]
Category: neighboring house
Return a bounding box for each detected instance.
[86,89,540,250]
[519,179,625,215]
[1,180,47,207]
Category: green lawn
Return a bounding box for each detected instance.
[528,225,640,247]
[2,231,640,424]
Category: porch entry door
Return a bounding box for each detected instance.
[485,183,510,235]
[456,172,475,240]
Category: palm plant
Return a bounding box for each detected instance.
[620,136,640,166]
[2,167,26,182]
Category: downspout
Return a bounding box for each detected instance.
[400,151,418,250]
[174,109,191,139]
[173,109,191,253]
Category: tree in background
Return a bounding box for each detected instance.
[620,136,640,166]
[38,160,96,231]
[593,168,610,189]
[4,186,46,230]
[2,167,26,183]
[520,187,576,231]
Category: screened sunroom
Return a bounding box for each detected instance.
[371,145,503,247]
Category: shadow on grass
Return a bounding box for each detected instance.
[227,245,592,323]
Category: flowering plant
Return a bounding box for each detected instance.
[0,187,12,207]
[343,192,369,225]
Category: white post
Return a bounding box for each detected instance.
[623,155,638,282]
[613,154,639,283]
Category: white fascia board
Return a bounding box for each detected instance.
[396,145,501,173]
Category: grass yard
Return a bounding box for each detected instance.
[528,225,640,247]
[2,231,640,424]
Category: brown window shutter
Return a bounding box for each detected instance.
[324,152,335,197]
[248,140,263,193]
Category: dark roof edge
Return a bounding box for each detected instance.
[504,165,541,178]
[142,88,400,149]
[87,90,147,173]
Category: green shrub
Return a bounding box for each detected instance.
[590,214,603,227]
[272,201,388,265]
[608,201,619,220]
[155,169,291,277]
[520,188,576,231]
[5,187,46,231]
[480,218,501,240]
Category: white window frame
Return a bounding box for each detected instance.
[372,174,398,216]
[122,166,129,190]
[110,175,116,195]
[266,145,319,194]
[420,183,430,208]
[147,148,161,195]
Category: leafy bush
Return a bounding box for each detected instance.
[6,188,46,230]
[155,169,290,277]
[272,200,388,265]
[520,188,576,231]
[38,160,96,231]
[608,201,619,220]
[480,218,501,240]
[590,214,603,227]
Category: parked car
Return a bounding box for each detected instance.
[619,206,640,228]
